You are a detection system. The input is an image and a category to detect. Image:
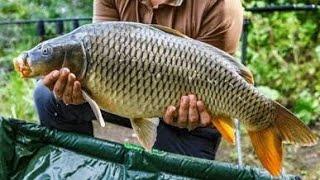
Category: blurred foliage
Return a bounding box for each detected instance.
[0,0,92,121]
[0,71,36,121]
[243,0,320,124]
[0,0,319,124]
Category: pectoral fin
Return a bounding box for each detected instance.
[211,116,235,144]
[82,90,105,127]
[130,118,160,150]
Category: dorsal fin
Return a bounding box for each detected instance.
[221,53,254,85]
[150,24,191,39]
[239,66,254,85]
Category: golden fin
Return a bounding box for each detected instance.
[245,101,318,176]
[239,67,254,84]
[273,101,318,145]
[130,118,160,151]
[248,127,282,176]
[150,24,190,39]
[211,116,235,144]
[82,90,105,127]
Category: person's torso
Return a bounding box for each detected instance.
[114,0,212,39]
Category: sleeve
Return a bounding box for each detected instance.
[93,0,120,23]
[197,0,244,55]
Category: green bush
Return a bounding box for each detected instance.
[244,0,320,124]
[0,71,36,121]
[0,0,92,121]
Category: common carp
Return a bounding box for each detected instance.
[13,21,317,176]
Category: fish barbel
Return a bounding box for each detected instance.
[13,21,317,176]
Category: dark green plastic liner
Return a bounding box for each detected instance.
[0,116,298,180]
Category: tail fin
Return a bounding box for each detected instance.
[248,101,318,176]
[273,101,318,145]
[248,127,282,176]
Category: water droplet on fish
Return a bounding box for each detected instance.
[156,73,161,79]
[54,112,58,117]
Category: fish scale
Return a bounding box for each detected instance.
[15,22,317,176]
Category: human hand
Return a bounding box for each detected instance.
[42,68,85,105]
[164,94,211,130]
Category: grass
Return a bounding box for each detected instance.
[0,71,37,122]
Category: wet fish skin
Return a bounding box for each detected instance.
[13,21,318,176]
[80,22,270,131]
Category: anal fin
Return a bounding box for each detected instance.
[130,118,160,151]
[211,116,235,144]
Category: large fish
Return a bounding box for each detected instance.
[13,21,317,176]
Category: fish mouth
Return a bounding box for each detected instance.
[13,52,32,78]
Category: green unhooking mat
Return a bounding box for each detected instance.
[0,116,298,180]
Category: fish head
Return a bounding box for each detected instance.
[14,35,85,78]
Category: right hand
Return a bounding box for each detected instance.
[42,68,85,105]
[163,94,211,130]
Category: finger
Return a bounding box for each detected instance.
[62,73,76,104]
[72,81,85,105]
[53,68,69,99]
[164,105,176,125]
[197,101,211,127]
[178,96,189,127]
[188,94,199,130]
[42,70,60,90]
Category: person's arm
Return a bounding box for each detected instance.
[93,0,120,22]
[42,0,120,105]
[197,0,244,55]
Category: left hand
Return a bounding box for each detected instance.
[164,94,211,130]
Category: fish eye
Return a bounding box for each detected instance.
[42,48,48,54]
[41,45,52,56]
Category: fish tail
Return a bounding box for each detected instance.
[247,101,318,176]
[248,126,282,176]
[272,101,318,145]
